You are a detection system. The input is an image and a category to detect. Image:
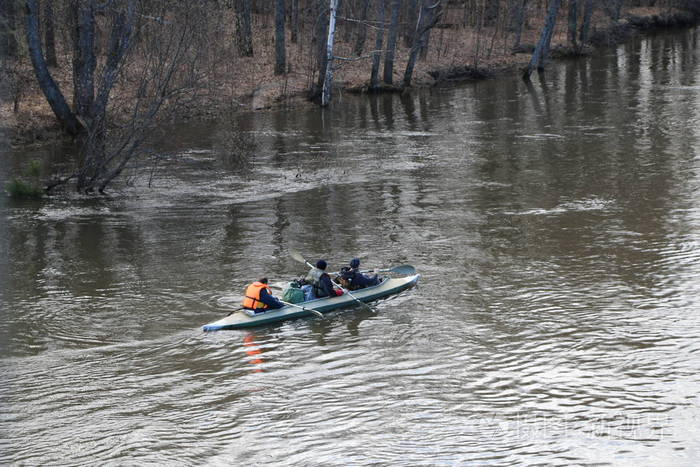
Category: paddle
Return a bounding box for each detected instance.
[290,250,314,268]
[226,307,245,317]
[376,264,415,275]
[279,300,324,319]
[329,264,416,276]
[231,301,323,319]
[289,250,376,313]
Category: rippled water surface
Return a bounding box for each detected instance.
[2,29,700,465]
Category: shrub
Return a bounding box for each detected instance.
[6,178,44,199]
[6,160,44,199]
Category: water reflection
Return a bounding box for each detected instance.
[2,28,700,465]
[243,333,265,371]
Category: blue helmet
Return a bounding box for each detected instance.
[316,259,327,270]
[350,258,360,269]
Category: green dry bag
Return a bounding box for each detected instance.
[282,281,305,304]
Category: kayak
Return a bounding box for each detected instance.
[202,273,420,331]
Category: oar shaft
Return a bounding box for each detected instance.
[226,307,245,317]
[280,300,324,318]
[333,282,375,312]
[328,265,415,276]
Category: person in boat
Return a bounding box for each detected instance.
[343,258,380,290]
[305,259,343,298]
[242,278,284,314]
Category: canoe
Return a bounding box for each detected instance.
[202,273,420,331]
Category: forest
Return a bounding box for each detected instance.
[1,0,699,194]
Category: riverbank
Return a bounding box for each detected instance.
[1,5,699,148]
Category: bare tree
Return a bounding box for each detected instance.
[43,0,58,67]
[568,0,578,49]
[1,0,19,59]
[522,0,562,80]
[274,0,286,74]
[383,0,401,85]
[404,0,419,48]
[579,0,594,47]
[234,0,253,56]
[403,0,441,87]
[354,0,370,55]
[70,0,97,120]
[26,0,210,193]
[485,0,500,26]
[314,0,330,98]
[25,0,83,136]
[512,0,529,50]
[321,0,339,106]
[605,0,624,22]
[370,0,386,90]
[290,0,300,43]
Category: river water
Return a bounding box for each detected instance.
[2,29,700,465]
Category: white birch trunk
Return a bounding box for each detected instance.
[321,0,338,107]
[321,0,339,107]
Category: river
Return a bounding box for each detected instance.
[1,28,700,465]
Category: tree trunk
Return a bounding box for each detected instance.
[567,0,578,49]
[419,26,431,60]
[71,0,96,119]
[403,7,422,88]
[522,0,561,80]
[370,0,386,90]
[314,0,329,97]
[234,0,253,56]
[24,0,83,136]
[321,0,339,106]
[606,0,624,22]
[383,0,401,85]
[274,0,286,74]
[403,0,441,88]
[290,0,299,43]
[369,0,386,90]
[539,3,559,69]
[513,0,529,50]
[485,0,500,26]
[340,0,352,43]
[354,0,370,55]
[473,0,487,68]
[403,0,419,48]
[44,0,58,67]
[1,0,19,58]
[579,0,593,47]
[80,4,135,194]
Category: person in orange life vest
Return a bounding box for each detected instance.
[242,278,284,313]
[305,259,343,298]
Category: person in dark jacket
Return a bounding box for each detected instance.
[242,278,284,313]
[345,258,380,289]
[305,259,342,298]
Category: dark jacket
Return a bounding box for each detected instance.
[348,269,380,289]
[258,287,284,310]
[306,268,336,298]
[315,273,335,298]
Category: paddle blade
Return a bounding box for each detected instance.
[289,250,307,264]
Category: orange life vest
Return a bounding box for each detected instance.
[243,282,272,310]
